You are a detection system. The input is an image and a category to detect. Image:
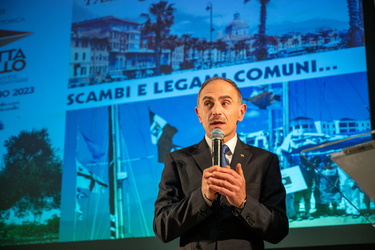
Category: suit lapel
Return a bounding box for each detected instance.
[191,139,212,172]
[231,138,253,171]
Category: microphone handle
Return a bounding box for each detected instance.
[212,138,222,166]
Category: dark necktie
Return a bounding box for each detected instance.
[221,144,230,167]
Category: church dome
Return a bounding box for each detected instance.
[225,12,249,37]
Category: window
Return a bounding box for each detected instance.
[81,67,86,75]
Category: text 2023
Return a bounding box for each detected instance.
[0,86,34,98]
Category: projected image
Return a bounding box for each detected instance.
[68,0,364,87]
[0,0,373,247]
[60,71,373,241]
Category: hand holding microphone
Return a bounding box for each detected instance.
[210,128,224,166]
[202,128,247,207]
[201,128,224,202]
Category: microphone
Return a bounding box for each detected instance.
[210,128,224,166]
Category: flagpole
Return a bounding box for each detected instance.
[113,104,125,238]
[108,104,126,239]
[108,105,117,239]
[282,81,290,169]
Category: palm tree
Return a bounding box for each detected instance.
[245,0,271,61]
[141,1,175,75]
[180,34,192,69]
[190,37,199,64]
[196,39,209,61]
[214,40,228,62]
[234,40,248,60]
[162,34,180,68]
[267,36,278,49]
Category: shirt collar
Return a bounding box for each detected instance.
[205,133,237,155]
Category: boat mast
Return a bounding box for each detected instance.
[108,104,125,238]
[282,81,290,169]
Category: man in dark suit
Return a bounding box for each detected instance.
[153,77,288,249]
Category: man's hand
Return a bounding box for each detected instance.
[202,163,246,207]
[202,165,221,201]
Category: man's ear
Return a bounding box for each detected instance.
[238,104,247,122]
[194,107,202,123]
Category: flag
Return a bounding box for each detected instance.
[149,110,167,145]
[76,160,108,193]
[149,110,179,162]
[77,128,106,161]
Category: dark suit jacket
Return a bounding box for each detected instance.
[153,137,288,250]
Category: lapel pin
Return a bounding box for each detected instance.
[240,154,244,157]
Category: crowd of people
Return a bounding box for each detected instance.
[290,155,373,222]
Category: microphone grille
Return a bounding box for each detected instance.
[210,128,224,140]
